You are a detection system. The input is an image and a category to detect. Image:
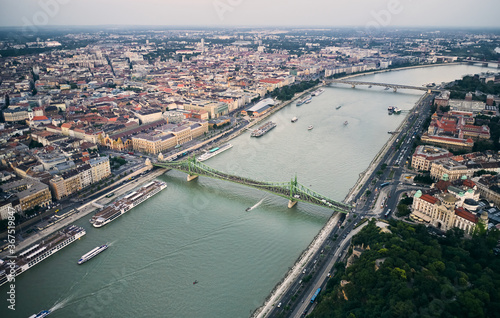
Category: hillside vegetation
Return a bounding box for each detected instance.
[310,220,500,318]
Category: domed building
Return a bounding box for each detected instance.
[411,191,479,234]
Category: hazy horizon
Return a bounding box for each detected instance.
[1,0,499,29]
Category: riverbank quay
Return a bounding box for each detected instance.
[251,212,343,318]
[0,167,167,259]
[218,85,321,144]
[251,89,433,318]
[344,91,431,205]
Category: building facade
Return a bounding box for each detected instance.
[0,179,52,212]
[411,145,453,171]
[89,156,111,183]
[411,191,478,234]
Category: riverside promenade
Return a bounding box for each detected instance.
[1,167,166,259]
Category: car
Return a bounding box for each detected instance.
[277,302,281,308]
[303,269,306,274]
[299,280,302,284]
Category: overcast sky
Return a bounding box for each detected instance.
[1,0,499,28]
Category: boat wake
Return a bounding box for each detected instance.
[107,240,118,247]
[50,296,71,312]
[246,197,266,212]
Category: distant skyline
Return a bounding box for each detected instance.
[1,0,500,29]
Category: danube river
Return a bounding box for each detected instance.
[1,64,492,318]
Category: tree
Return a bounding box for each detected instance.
[396,204,410,217]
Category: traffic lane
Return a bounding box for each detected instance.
[271,224,346,317]
[291,221,364,318]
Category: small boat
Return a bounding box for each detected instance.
[384,87,390,90]
[344,121,348,125]
[368,85,372,88]
[29,310,51,318]
[291,117,298,123]
[245,207,251,212]
[308,125,313,130]
[193,280,198,285]
[336,105,341,110]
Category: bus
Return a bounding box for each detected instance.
[311,287,321,303]
[380,182,390,188]
[385,209,391,218]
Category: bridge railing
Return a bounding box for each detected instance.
[154,159,351,212]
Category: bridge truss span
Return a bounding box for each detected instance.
[154,157,351,213]
[325,79,440,92]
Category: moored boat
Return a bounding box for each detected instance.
[291,117,298,123]
[311,88,324,96]
[90,180,167,228]
[0,225,86,287]
[308,125,314,130]
[197,143,233,162]
[251,121,277,137]
[344,121,348,125]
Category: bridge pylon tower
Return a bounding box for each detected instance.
[186,155,199,181]
[288,174,298,208]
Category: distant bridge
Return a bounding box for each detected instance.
[154,157,351,213]
[325,79,440,92]
[465,60,500,68]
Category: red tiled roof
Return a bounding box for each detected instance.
[260,78,283,84]
[32,116,49,121]
[421,194,439,204]
[455,208,478,223]
[463,179,476,188]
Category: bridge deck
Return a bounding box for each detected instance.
[154,158,350,213]
[325,79,438,91]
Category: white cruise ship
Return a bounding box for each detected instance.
[197,143,233,162]
[0,225,86,287]
[312,88,325,96]
[90,180,167,228]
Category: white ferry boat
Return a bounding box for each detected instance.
[78,244,108,264]
[0,225,86,287]
[197,143,233,162]
[90,180,167,228]
[29,310,51,318]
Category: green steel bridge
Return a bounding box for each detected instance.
[154,157,351,213]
